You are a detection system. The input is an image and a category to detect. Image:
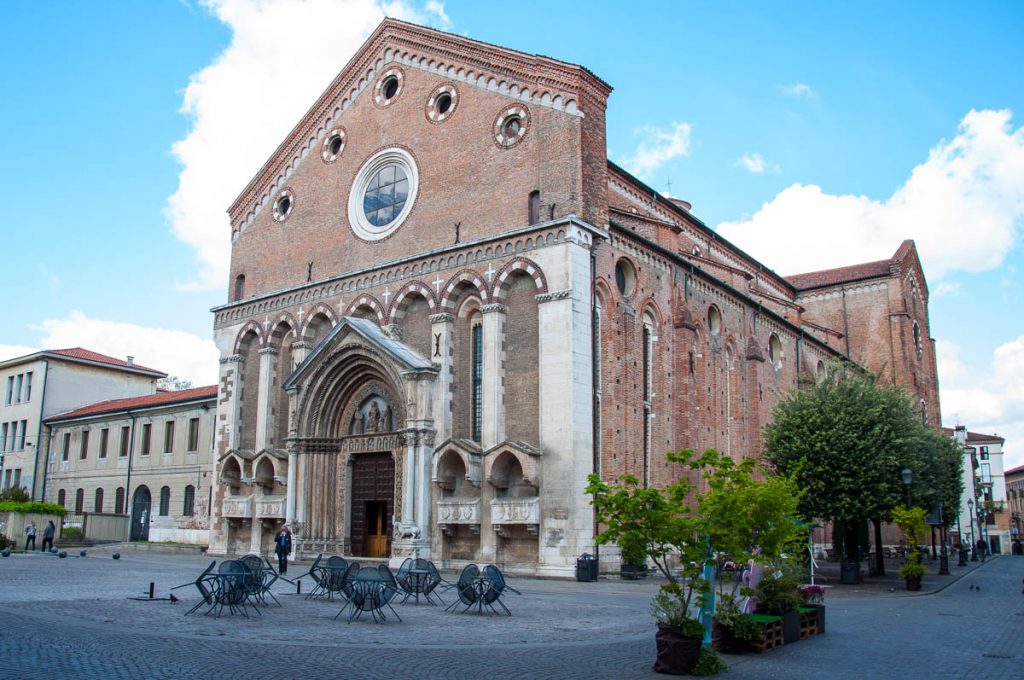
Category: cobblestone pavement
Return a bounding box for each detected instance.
[0,550,1020,679]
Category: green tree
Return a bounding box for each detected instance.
[763,366,920,567]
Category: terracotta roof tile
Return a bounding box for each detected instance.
[46,386,218,422]
[47,347,164,374]
[785,259,893,290]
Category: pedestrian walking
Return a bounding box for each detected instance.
[41,520,56,552]
[274,524,292,575]
[23,522,37,551]
[977,537,987,563]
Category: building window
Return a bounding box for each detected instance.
[74,488,84,514]
[79,430,90,460]
[17,420,26,450]
[115,487,125,514]
[708,305,721,336]
[12,469,20,488]
[321,128,346,162]
[0,423,7,452]
[272,189,294,222]
[23,372,32,402]
[643,325,654,402]
[187,418,200,452]
[528,190,541,225]
[4,376,12,405]
[14,374,23,403]
[58,489,66,508]
[94,488,104,513]
[471,321,483,443]
[348,147,419,242]
[141,424,152,455]
[2,469,10,489]
[163,421,175,454]
[62,433,71,461]
[768,333,783,371]
[183,484,196,516]
[234,274,246,301]
[614,258,637,297]
[119,426,130,457]
[99,428,109,459]
[980,446,989,460]
[159,486,171,516]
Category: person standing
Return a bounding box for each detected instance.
[41,521,56,552]
[274,525,292,575]
[23,522,37,551]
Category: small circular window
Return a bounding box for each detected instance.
[373,68,404,108]
[494,104,531,148]
[272,189,294,222]
[614,258,636,297]
[768,333,783,371]
[426,84,458,123]
[321,128,346,163]
[708,305,721,336]
[348,147,419,241]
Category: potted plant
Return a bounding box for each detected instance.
[711,593,761,653]
[754,571,803,644]
[650,583,708,674]
[898,561,926,591]
[798,584,826,634]
[620,538,649,580]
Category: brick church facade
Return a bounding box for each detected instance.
[208,20,939,575]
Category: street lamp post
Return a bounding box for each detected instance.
[901,468,914,509]
[956,511,967,566]
[937,501,949,575]
[968,498,978,561]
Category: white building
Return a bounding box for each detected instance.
[45,386,217,545]
[950,426,1010,554]
[0,348,165,498]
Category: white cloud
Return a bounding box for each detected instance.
[29,312,220,386]
[780,83,814,98]
[167,0,449,291]
[938,335,1024,469]
[0,344,41,363]
[931,281,961,299]
[718,109,1024,280]
[623,122,692,180]
[736,152,780,175]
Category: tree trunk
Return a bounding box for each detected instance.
[872,517,885,576]
[843,520,859,560]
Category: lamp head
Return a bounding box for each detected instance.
[901,467,914,486]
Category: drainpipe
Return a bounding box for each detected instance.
[840,286,851,357]
[590,244,600,568]
[34,359,50,501]
[125,410,137,518]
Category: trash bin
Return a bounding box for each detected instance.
[840,559,861,584]
[576,553,598,582]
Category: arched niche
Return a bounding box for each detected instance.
[347,393,396,435]
[432,448,481,497]
[220,455,244,494]
[253,455,277,490]
[486,448,539,498]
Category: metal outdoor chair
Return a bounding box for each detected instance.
[336,566,392,624]
[171,560,218,616]
[395,557,413,596]
[300,554,327,599]
[323,556,350,601]
[481,564,517,616]
[207,560,256,618]
[413,558,445,605]
[376,564,404,621]
[237,554,280,607]
[444,563,481,614]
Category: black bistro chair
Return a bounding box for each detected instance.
[208,560,256,618]
[171,560,218,616]
[481,564,519,615]
[444,564,481,614]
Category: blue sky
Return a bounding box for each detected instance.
[2,1,1022,464]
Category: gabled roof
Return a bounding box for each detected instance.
[941,427,1005,444]
[229,18,611,229]
[1005,464,1024,477]
[786,240,921,291]
[0,347,166,377]
[46,385,217,423]
[283,316,434,392]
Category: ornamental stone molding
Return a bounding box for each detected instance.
[491,496,540,525]
[480,303,507,315]
[220,354,244,364]
[258,347,280,356]
[535,289,571,303]
[428,313,454,324]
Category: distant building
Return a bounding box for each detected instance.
[949,426,1010,554]
[44,386,217,545]
[0,348,165,499]
[1004,463,1023,553]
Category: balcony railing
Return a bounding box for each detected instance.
[222,495,253,519]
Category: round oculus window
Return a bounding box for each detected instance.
[373,68,404,108]
[493,104,531,148]
[614,258,636,297]
[272,189,294,222]
[348,148,419,241]
[426,83,459,123]
[321,128,346,163]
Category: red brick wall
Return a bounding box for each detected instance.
[503,273,540,446]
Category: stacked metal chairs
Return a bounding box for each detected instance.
[298,554,326,599]
[323,556,351,601]
[336,565,397,624]
[376,563,404,622]
[414,558,447,605]
[208,560,258,618]
[480,564,519,615]
[238,553,281,606]
[444,563,481,613]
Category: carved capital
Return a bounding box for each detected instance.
[219,354,244,365]
[535,289,571,303]
[480,303,507,315]
[428,313,454,324]
[291,341,314,351]
[258,347,280,356]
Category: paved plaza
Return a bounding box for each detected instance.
[0,548,1021,679]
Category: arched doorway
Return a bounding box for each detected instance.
[130,485,152,541]
[350,451,395,557]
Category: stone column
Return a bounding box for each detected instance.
[286,449,298,526]
[217,355,244,452]
[480,303,506,449]
[255,347,278,451]
[291,340,313,368]
[428,314,454,443]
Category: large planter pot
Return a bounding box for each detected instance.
[620,563,648,580]
[711,621,749,654]
[781,610,801,644]
[812,604,826,634]
[905,574,922,591]
[653,624,703,675]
